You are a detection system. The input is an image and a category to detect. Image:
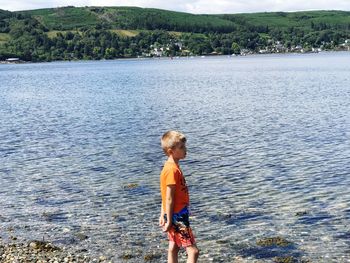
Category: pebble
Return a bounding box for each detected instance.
[99,255,107,261]
[29,242,38,249]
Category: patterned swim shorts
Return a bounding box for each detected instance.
[164,207,196,248]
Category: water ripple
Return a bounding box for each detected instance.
[1,53,350,261]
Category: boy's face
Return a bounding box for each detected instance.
[171,142,187,160]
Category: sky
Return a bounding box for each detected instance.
[1,0,350,14]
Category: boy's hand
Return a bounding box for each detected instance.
[162,222,172,232]
[159,215,165,227]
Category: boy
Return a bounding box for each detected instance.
[159,130,199,263]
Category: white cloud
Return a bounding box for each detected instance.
[1,0,350,13]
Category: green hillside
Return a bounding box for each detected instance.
[19,6,239,33]
[23,7,100,30]
[17,7,350,33]
[220,11,350,31]
[1,6,350,62]
[0,9,12,33]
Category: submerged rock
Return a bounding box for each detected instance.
[274,256,311,263]
[74,232,89,241]
[256,237,292,247]
[120,252,135,260]
[274,256,297,263]
[123,183,139,189]
[144,252,162,261]
[295,211,308,217]
[216,239,230,244]
[42,211,68,222]
[7,227,14,232]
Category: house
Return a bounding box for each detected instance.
[311,47,322,53]
[240,49,251,56]
[275,42,285,53]
[152,48,163,57]
[259,48,269,54]
[291,45,303,52]
[341,40,350,51]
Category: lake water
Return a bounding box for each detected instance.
[1,52,350,262]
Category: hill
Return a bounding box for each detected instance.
[19,6,239,33]
[1,6,350,62]
[221,11,350,30]
[17,7,350,34]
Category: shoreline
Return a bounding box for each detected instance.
[0,237,164,262]
[1,50,349,65]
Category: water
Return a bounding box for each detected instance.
[1,52,350,262]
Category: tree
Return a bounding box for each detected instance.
[105,47,117,59]
[231,42,241,54]
[92,46,101,59]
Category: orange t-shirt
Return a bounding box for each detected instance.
[160,161,189,213]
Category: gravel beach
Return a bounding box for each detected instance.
[0,240,110,263]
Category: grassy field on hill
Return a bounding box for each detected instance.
[45,29,141,39]
[24,7,100,30]
[0,33,10,44]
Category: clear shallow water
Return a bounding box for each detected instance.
[1,53,350,262]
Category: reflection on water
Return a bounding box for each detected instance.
[1,53,350,262]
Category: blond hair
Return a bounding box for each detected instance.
[161,130,186,156]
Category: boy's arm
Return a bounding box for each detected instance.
[159,203,165,226]
[163,185,175,232]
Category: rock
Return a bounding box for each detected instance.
[274,256,297,263]
[295,211,308,216]
[120,252,134,260]
[256,236,292,247]
[123,183,139,189]
[28,240,61,252]
[216,239,230,244]
[99,255,107,261]
[144,252,161,261]
[29,241,38,249]
[74,232,89,241]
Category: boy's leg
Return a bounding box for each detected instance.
[186,244,199,263]
[168,241,180,263]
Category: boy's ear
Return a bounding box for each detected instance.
[167,148,173,156]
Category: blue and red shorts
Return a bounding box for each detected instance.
[164,207,196,248]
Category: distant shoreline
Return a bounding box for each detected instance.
[1,50,349,65]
